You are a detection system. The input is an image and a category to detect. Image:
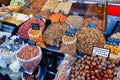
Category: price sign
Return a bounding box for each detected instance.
[31,23,40,30]
[92,47,110,58]
[87,22,97,29]
[66,28,76,37]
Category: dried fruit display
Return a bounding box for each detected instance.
[43,22,70,46]
[50,13,67,23]
[70,55,117,80]
[76,27,105,54]
[65,15,83,28]
[18,17,45,39]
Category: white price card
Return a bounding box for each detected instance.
[92,47,110,58]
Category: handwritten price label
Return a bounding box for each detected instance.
[93,47,110,58]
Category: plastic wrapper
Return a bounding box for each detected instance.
[60,35,77,56]
[58,54,76,68]
[9,60,21,73]
[54,64,71,80]
[3,12,29,26]
[16,44,42,74]
[0,38,24,64]
[8,69,22,80]
[0,56,7,68]
[117,68,120,80]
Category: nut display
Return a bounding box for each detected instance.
[43,22,70,46]
[54,2,72,14]
[83,18,105,32]
[65,15,83,28]
[18,17,45,39]
[70,55,117,80]
[76,27,106,54]
[16,45,42,73]
[50,13,67,23]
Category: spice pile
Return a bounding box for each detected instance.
[70,55,117,80]
[43,22,70,46]
[65,15,83,28]
[54,2,72,14]
[76,27,105,54]
[18,17,45,38]
[50,13,67,23]
[60,35,76,56]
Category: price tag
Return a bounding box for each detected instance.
[66,28,76,37]
[87,22,97,29]
[92,47,110,58]
[31,23,40,30]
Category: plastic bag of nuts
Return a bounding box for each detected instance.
[60,35,77,56]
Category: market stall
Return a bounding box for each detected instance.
[0,0,120,80]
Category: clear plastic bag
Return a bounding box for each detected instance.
[16,44,42,74]
[60,35,77,56]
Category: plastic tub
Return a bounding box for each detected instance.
[28,28,42,42]
[60,35,77,56]
[16,44,42,74]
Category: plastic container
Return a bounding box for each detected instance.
[16,44,42,74]
[28,28,42,42]
[60,35,77,56]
